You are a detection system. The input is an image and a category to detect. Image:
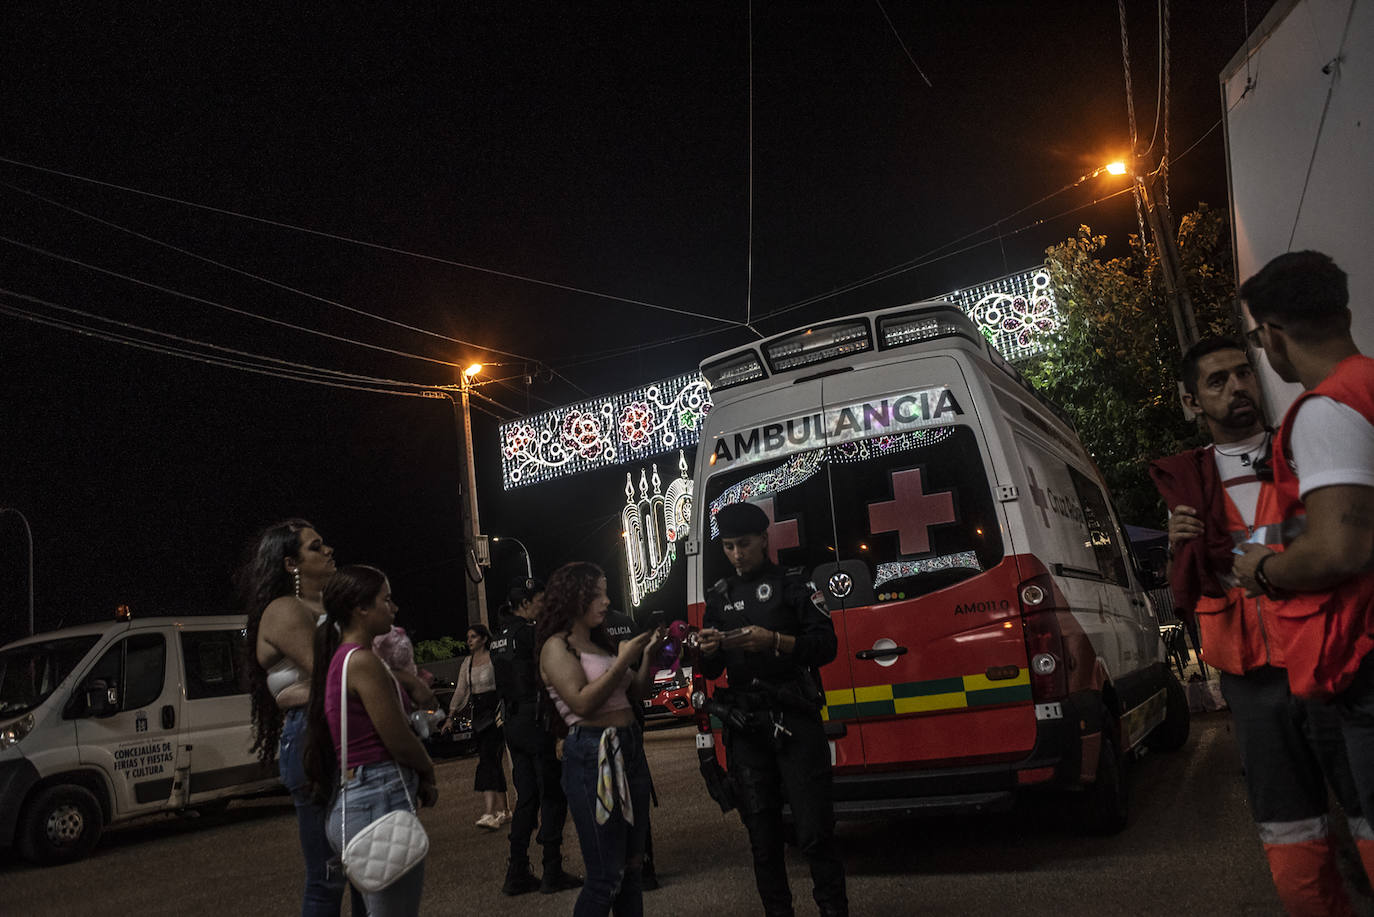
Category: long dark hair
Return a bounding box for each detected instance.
[303,564,388,805]
[535,562,613,736]
[236,518,314,765]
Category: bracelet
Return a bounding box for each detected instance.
[1253,553,1288,599]
[773,631,782,657]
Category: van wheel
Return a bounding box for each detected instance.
[1074,727,1128,835]
[1145,675,1190,752]
[18,784,104,865]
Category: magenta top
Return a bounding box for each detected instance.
[326,644,399,769]
[548,651,633,726]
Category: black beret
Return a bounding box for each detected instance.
[716,501,770,537]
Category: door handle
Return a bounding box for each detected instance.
[161,705,175,729]
[856,646,908,660]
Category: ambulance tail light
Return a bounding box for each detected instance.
[1019,574,1068,701]
[702,350,767,390]
[877,306,982,350]
[763,319,871,373]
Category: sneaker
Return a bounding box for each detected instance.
[502,866,540,896]
[495,810,512,826]
[476,813,500,830]
[540,869,584,894]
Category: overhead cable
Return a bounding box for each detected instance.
[1,180,550,368]
[0,156,748,329]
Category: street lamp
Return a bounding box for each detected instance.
[491,536,533,579]
[0,507,34,637]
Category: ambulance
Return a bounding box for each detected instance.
[686,304,1188,833]
[0,615,278,864]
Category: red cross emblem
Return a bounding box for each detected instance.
[754,497,800,564]
[867,468,956,555]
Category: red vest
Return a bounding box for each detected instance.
[1270,355,1374,698]
[1193,471,1287,675]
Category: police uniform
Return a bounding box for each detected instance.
[491,614,574,893]
[702,503,848,917]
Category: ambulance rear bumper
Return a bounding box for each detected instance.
[827,692,1094,819]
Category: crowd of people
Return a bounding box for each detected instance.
[233,249,1371,917]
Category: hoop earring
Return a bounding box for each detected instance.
[293,569,301,599]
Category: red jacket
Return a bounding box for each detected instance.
[1270,355,1374,698]
[1150,445,1285,674]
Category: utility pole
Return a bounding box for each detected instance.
[456,372,489,628]
[424,376,489,631]
[0,507,34,637]
[1133,162,1199,355]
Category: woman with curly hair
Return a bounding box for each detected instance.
[538,562,663,917]
[238,519,357,916]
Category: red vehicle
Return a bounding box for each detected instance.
[642,665,696,723]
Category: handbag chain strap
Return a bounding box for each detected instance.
[338,645,419,870]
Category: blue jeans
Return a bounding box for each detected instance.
[561,725,651,917]
[280,707,359,916]
[327,761,426,917]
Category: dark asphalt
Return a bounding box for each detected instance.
[2,712,1370,916]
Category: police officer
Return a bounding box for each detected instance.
[491,578,583,896]
[698,502,848,917]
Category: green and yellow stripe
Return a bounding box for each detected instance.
[822,670,1032,721]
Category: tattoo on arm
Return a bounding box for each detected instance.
[1339,510,1374,530]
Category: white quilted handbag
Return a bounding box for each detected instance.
[338,647,430,893]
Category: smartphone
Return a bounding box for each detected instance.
[644,609,668,632]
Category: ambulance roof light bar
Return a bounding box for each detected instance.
[876,306,983,351]
[701,349,767,391]
[763,319,871,373]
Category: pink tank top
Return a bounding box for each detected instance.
[326,644,400,768]
[548,651,633,725]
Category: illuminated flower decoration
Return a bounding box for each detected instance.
[619,401,656,448]
[561,411,606,459]
[502,424,537,460]
[1001,294,1058,347]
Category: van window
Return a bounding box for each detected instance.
[74,634,166,715]
[1068,467,1129,585]
[181,629,250,699]
[703,425,1003,601]
[0,635,101,717]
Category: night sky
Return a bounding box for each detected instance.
[0,2,1274,645]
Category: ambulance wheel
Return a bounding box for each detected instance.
[1145,675,1190,753]
[1074,728,1128,835]
[17,784,104,865]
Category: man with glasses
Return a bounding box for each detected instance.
[1233,251,1374,889]
[1150,335,1362,915]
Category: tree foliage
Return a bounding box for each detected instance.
[1022,204,1239,526]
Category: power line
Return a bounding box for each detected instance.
[0,234,474,369]
[0,155,749,330]
[1,180,552,368]
[874,0,933,87]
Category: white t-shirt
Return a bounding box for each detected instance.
[1289,396,1374,497]
[1211,431,1270,528]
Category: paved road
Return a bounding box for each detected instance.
[2,712,1370,916]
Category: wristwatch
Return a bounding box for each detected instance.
[1253,553,1288,599]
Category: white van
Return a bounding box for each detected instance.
[0,615,278,864]
[686,304,1188,833]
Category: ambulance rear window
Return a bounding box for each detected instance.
[704,425,1002,604]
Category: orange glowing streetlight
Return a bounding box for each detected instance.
[1104,161,1128,175]
[464,363,483,377]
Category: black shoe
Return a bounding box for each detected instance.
[502,867,540,896]
[641,869,660,891]
[540,869,584,894]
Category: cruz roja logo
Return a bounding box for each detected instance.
[712,387,964,465]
